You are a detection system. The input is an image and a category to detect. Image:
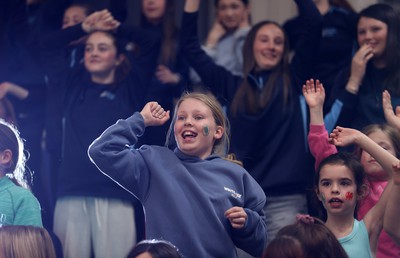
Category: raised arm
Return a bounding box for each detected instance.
[181,0,240,103]
[88,102,169,199]
[383,90,400,131]
[0,82,29,100]
[383,162,400,245]
[303,79,338,170]
[330,127,398,175]
[290,0,323,87]
[329,126,399,245]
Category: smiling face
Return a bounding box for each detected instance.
[216,0,248,31]
[84,32,121,83]
[317,164,358,217]
[173,98,223,159]
[357,17,388,60]
[142,0,166,24]
[253,23,285,70]
[360,130,395,181]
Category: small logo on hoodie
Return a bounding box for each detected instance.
[224,187,242,199]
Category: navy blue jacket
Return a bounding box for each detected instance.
[180,0,322,196]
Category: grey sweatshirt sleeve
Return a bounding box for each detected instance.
[87,112,150,200]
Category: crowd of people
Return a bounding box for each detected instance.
[1,0,400,257]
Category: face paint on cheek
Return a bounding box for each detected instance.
[319,192,327,208]
[345,192,354,201]
[203,126,209,136]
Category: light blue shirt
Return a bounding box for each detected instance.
[339,219,372,258]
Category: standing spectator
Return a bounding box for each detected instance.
[191,0,251,86]
[88,92,267,258]
[181,0,322,250]
[42,10,149,258]
[329,4,400,131]
[284,0,357,110]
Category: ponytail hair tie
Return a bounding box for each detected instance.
[296,214,315,224]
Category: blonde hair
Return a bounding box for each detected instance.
[0,226,56,258]
[166,92,230,157]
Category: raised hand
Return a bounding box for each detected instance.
[383,90,400,131]
[82,9,120,33]
[303,79,325,125]
[225,206,247,229]
[140,102,170,127]
[0,82,28,100]
[239,8,250,29]
[302,79,325,109]
[205,20,226,49]
[329,126,361,147]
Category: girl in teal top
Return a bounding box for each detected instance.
[0,119,42,227]
[314,124,400,258]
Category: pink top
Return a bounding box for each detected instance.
[308,124,400,258]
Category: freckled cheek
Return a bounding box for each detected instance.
[345,192,354,201]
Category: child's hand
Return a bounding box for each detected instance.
[225,206,247,229]
[329,126,361,147]
[302,79,325,109]
[140,102,170,127]
[383,90,400,131]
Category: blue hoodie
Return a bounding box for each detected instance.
[88,112,267,258]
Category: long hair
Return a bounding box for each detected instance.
[0,226,56,258]
[230,20,291,115]
[358,4,400,95]
[140,0,178,66]
[166,92,230,157]
[0,119,29,189]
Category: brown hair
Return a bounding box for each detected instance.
[231,20,291,115]
[264,215,348,258]
[0,226,56,258]
[140,0,179,66]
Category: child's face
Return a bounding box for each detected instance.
[174,98,223,159]
[317,164,358,217]
[360,130,395,181]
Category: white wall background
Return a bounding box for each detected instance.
[250,0,379,25]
